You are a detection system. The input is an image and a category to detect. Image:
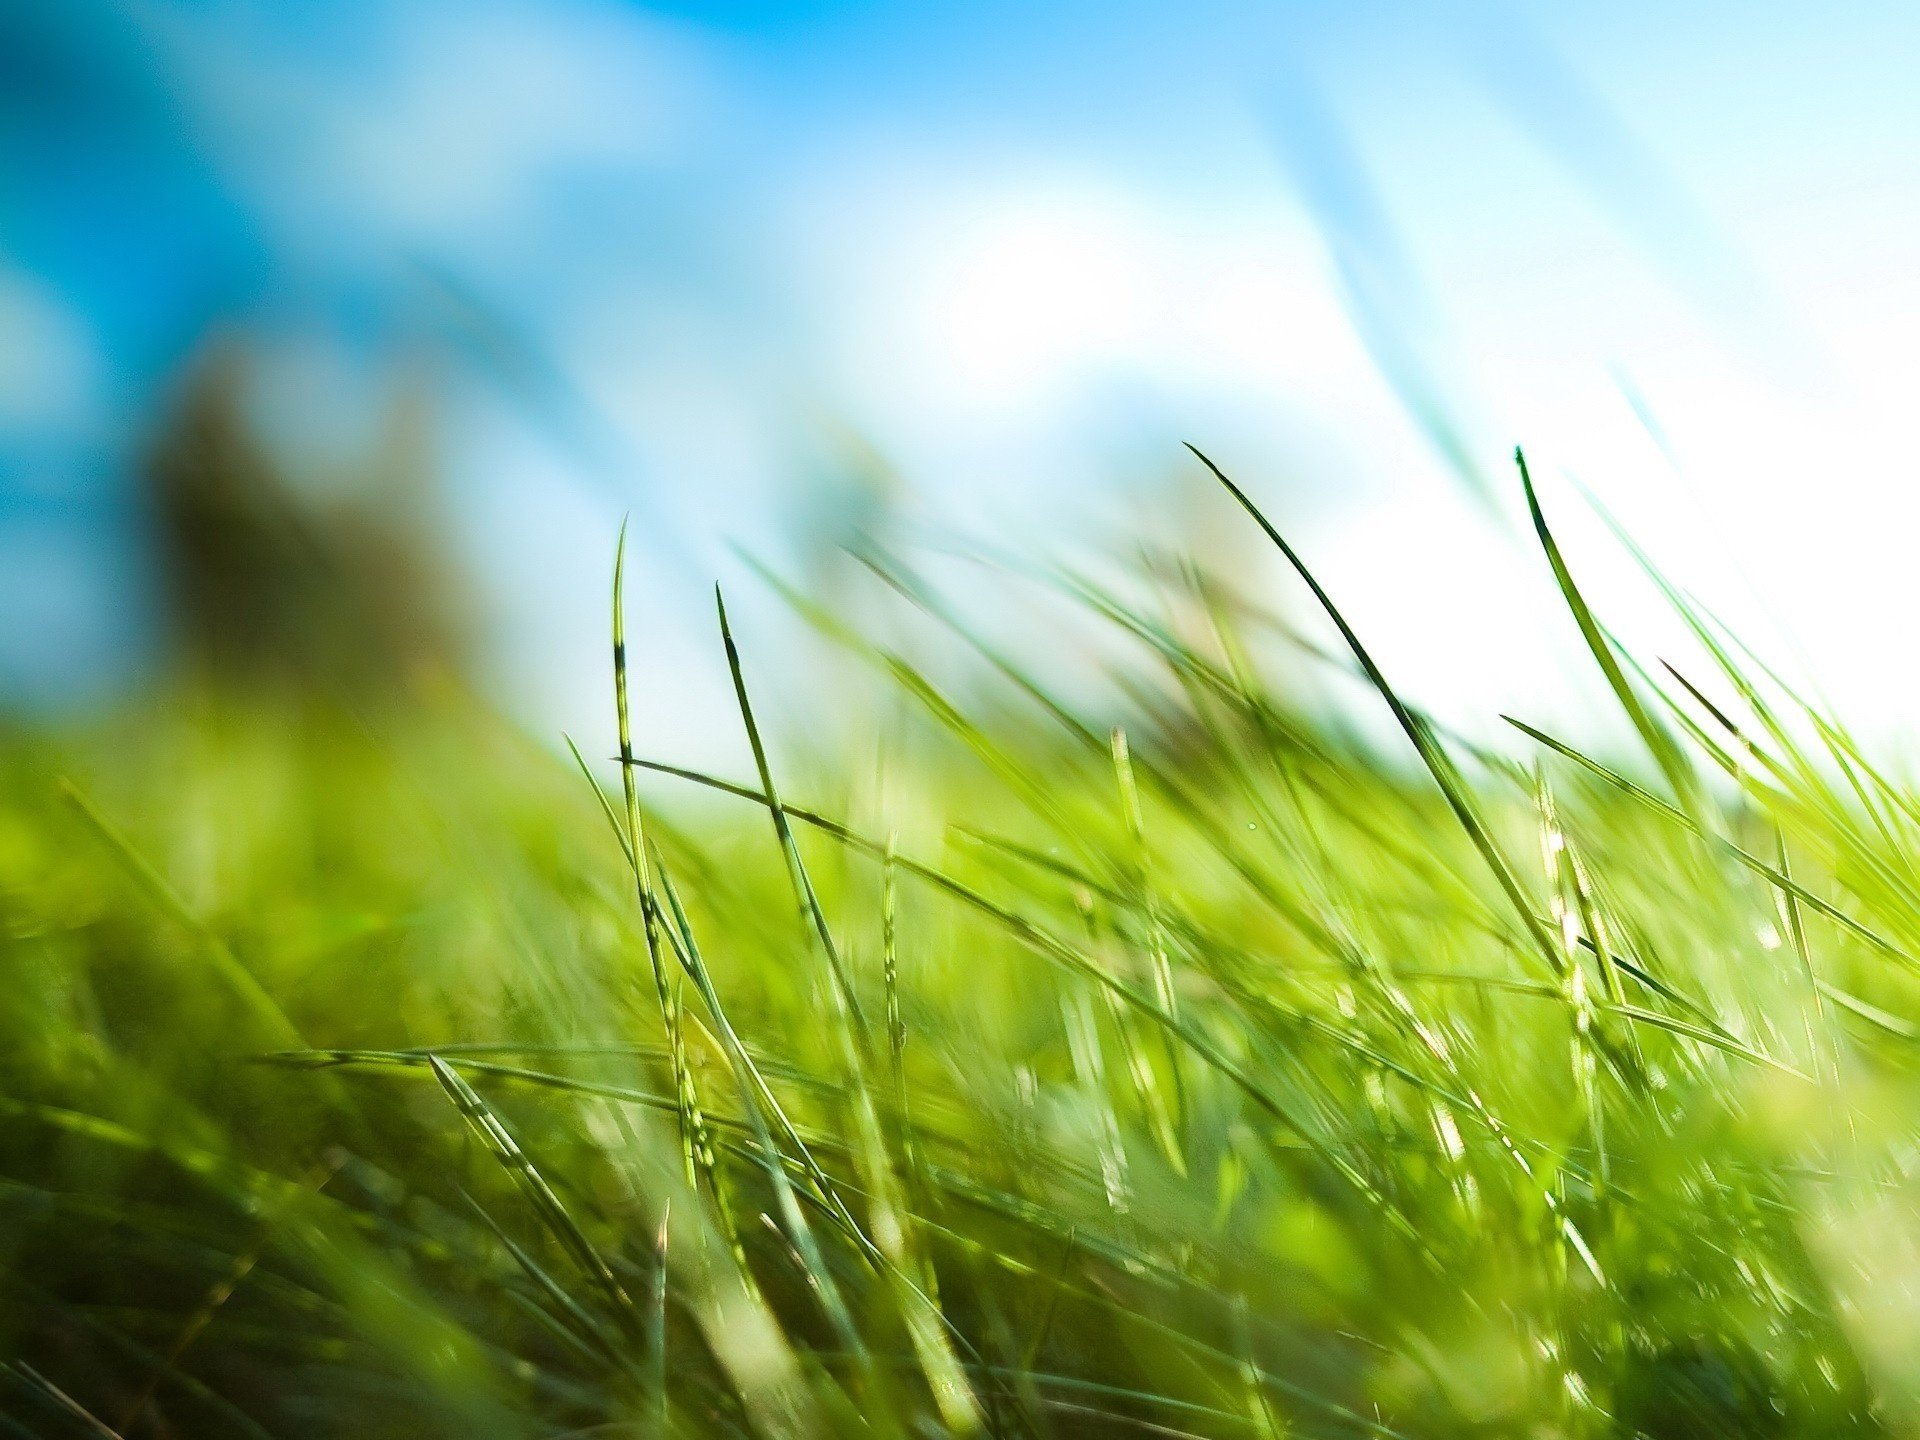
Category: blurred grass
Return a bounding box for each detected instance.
[4,445,1920,1437]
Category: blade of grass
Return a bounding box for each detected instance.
[1187,443,1563,978]
[1516,449,1697,807]
[1506,715,1920,973]
[426,1054,637,1331]
[715,587,871,1044]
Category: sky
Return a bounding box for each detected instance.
[5,0,1920,767]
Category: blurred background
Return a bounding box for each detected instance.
[5,0,1919,763]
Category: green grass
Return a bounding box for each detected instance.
[3,451,1919,1437]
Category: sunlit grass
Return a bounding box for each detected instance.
[3,451,1916,1436]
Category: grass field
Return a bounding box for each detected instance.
[3,450,1918,1438]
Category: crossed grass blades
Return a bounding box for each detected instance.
[3,448,1917,1436]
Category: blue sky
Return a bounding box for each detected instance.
[6,0,1920,762]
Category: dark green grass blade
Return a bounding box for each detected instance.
[1515,449,1697,806]
[1507,715,1920,973]
[425,1054,638,1330]
[715,587,871,1043]
[1187,443,1563,977]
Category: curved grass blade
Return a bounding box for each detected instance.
[1506,715,1920,973]
[1186,444,1563,978]
[1515,449,1697,807]
[715,587,870,1044]
[425,1054,638,1332]
[619,755,1429,1256]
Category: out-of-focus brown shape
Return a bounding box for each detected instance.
[145,341,468,693]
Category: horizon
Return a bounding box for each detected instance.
[4,0,1920,771]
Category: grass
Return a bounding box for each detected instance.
[2,448,1918,1437]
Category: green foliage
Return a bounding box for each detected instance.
[3,454,1918,1437]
